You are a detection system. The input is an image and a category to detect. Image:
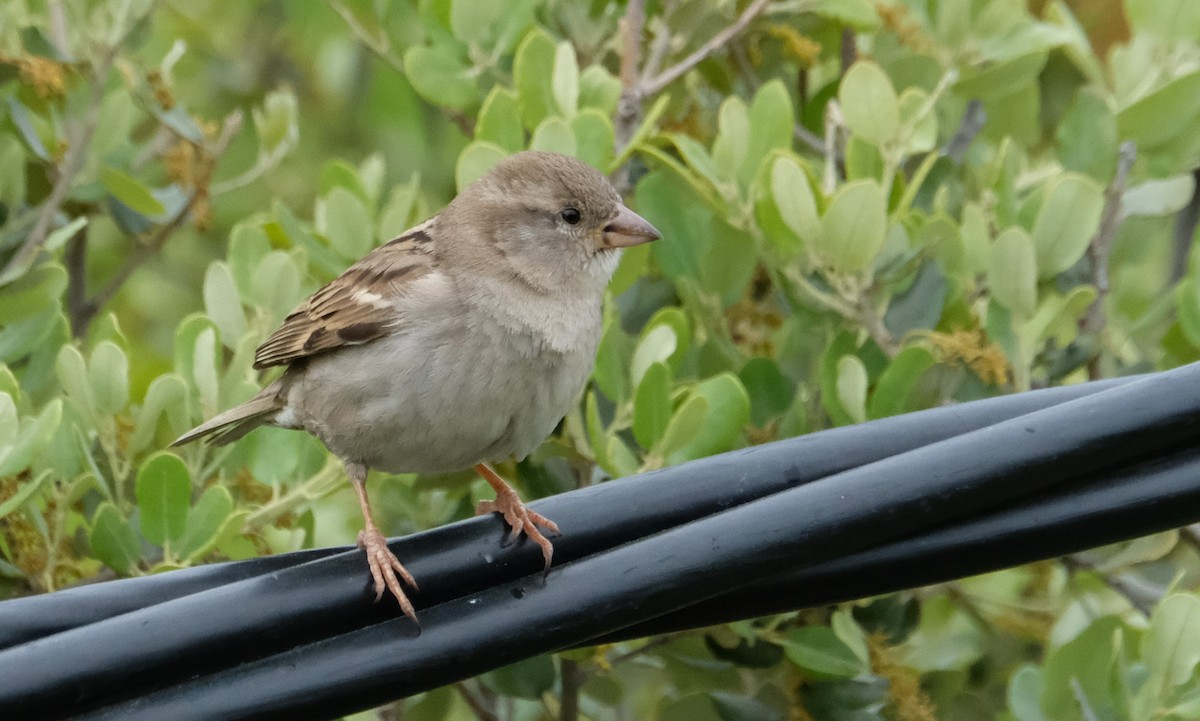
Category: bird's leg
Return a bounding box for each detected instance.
[473,463,560,573]
[346,461,419,622]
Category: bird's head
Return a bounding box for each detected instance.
[440,151,661,294]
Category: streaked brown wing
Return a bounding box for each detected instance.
[253,220,437,369]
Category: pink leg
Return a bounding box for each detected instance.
[473,463,559,573]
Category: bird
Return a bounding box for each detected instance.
[171,150,661,622]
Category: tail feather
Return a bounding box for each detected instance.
[171,387,283,447]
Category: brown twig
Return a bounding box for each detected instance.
[639,0,771,97]
[558,658,582,721]
[454,682,499,721]
[65,224,90,338]
[1083,141,1136,380]
[0,48,115,284]
[839,27,856,73]
[1169,167,1200,285]
[605,635,675,667]
[1063,553,1155,616]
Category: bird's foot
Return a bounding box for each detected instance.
[356,526,419,623]
[476,486,560,574]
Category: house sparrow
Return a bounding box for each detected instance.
[172,151,661,622]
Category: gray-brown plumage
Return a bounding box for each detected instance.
[172,151,661,622]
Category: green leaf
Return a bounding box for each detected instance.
[0,264,67,323]
[739,357,795,427]
[192,326,220,415]
[666,374,749,464]
[1007,665,1050,721]
[899,595,984,672]
[450,0,506,47]
[604,433,641,477]
[884,260,946,337]
[202,262,246,349]
[100,167,166,216]
[1040,616,1122,720]
[1031,173,1104,278]
[56,345,96,425]
[770,154,821,252]
[868,346,936,419]
[130,373,189,455]
[630,324,677,387]
[835,355,868,424]
[482,654,555,699]
[988,227,1037,318]
[637,170,714,280]
[783,626,867,679]
[136,451,192,548]
[897,87,937,153]
[659,393,709,462]
[633,361,671,450]
[1056,90,1117,182]
[513,28,557,130]
[177,485,235,561]
[1144,594,1200,688]
[578,65,621,115]
[700,219,758,308]
[818,180,888,273]
[0,399,60,478]
[584,390,609,470]
[88,341,130,416]
[455,142,508,192]
[43,216,87,253]
[271,200,343,278]
[0,135,26,210]
[1124,175,1197,217]
[708,692,785,721]
[90,502,141,574]
[741,80,793,188]
[961,202,990,276]
[551,42,579,118]
[1117,71,1200,150]
[711,98,750,183]
[402,46,478,112]
[593,312,631,401]
[6,97,50,161]
[0,393,14,457]
[530,116,576,156]
[476,87,524,152]
[317,187,374,261]
[571,109,614,171]
[252,88,298,154]
[839,61,899,147]
[955,51,1048,102]
[1127,0,1200,40]
[320,159,372,209]
[251,251,303,320]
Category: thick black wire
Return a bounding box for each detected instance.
[5,370,1200,720]
[0,375,1138,649]
[53,364,1200,721]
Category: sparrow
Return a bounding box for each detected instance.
[172,151,662,622]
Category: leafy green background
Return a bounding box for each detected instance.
[3,0,1200,719]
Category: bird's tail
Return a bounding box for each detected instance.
[171,384,284,447]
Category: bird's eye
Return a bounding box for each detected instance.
[561,207,582,225]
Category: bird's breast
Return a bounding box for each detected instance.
[284,306,598,474]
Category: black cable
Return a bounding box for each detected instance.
[5,366,1192,720]
[0,375,1139,650]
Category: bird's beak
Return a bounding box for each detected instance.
[600,205,661,248]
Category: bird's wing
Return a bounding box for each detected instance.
[253,218,439,369]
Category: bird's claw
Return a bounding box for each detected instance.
[356,527,419,623]
[476,489,559,574]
